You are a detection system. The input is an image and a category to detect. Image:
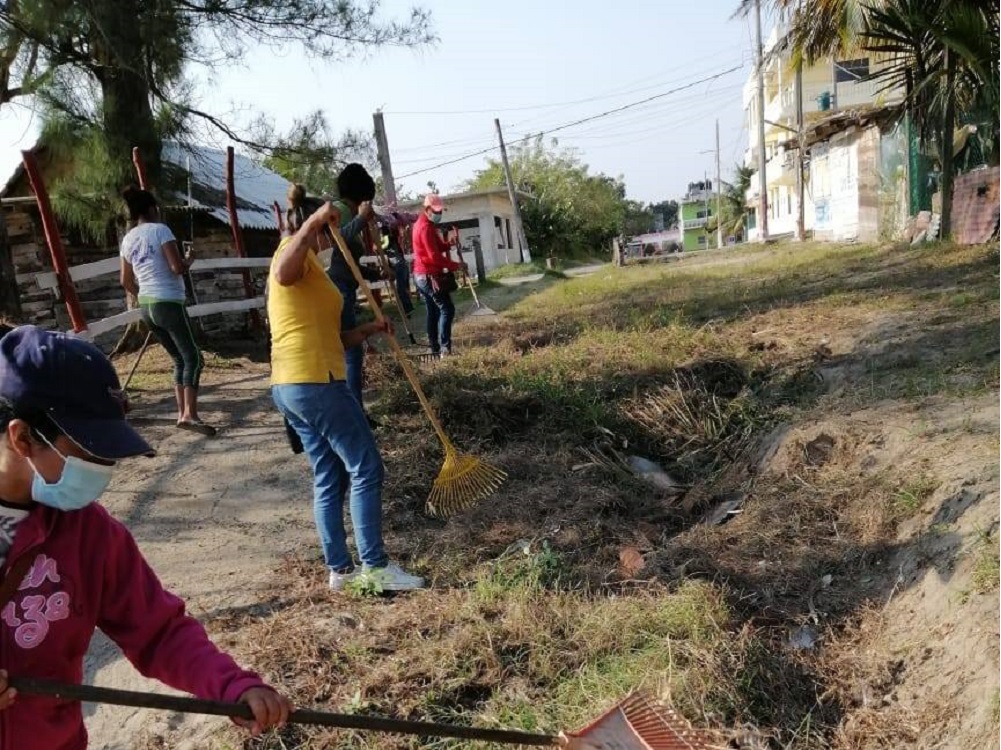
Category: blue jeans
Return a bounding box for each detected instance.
[394,260,414,314]
[272,381,387,570]
[332,278,364,406]
[415,276,455,354]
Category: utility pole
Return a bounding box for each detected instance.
[372,111,397,206]
[494,118,532,263]
[754,0,770,242]
[715,118,723,248]
[794,62,806,241]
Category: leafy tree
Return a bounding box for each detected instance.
[467,137,628,259]
[622,200,654,237]
[0,0,433,230]
[708,165,753,241]
[648,200,679,230]
[258,111,376,196]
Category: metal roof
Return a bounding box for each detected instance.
[162,142,287,231]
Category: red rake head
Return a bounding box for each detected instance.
[561,693,722,750]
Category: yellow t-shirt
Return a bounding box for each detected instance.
[268,237,346,384]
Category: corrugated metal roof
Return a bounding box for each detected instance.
[162,142,287,231]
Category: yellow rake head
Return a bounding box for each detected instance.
[427,449,507,518]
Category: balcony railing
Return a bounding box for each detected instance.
[683,217,708,230]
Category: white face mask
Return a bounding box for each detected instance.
[28,436,115,511]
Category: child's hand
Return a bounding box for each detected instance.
[0,670,16,710]
[236,686,292,736]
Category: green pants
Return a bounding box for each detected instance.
[140,300,204,387]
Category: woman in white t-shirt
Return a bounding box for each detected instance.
[119,186,214,436]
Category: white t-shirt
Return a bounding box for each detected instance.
[120,223,186,302]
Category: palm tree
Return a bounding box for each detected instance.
[708,165,754,242]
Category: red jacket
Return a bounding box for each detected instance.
[0,503,266,749]
[411,213,459,276]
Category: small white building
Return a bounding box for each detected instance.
[400,187,531,275]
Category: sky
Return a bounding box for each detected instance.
[0,0,771,204]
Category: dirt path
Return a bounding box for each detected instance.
[85,364,317,749]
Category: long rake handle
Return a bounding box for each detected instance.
[122,331,154,392]
[329,225,454,452]
[9,678,557,746]
[363,222,417,344]
[452,240,483,308]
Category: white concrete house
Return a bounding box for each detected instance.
[400,187,531,275]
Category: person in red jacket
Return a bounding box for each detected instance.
[411,194,466,358]
[0,325,291,749]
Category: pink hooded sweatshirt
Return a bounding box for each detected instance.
[0,502,267,749]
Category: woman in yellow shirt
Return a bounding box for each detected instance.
[268,185,424,592]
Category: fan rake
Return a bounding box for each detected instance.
[330,225,506,516]
[11,678,724,750]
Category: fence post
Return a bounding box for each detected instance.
[21,150,88,333]
[225,146,261,329]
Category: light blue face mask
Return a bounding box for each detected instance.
[430,211,443,224]
[29,437,115,511]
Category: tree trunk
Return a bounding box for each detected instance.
[90,0,162,188]
[939,47,957,239]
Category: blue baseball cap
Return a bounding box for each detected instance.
[0,326,154,460]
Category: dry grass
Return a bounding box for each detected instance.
[173,241,998,750]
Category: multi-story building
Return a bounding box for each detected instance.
[678,180,717,251]
[742,21,904,241]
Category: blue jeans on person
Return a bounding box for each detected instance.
[415,275,455,354]
[272,381,388,571]
[394,260,414,315]
[332,278,364,406]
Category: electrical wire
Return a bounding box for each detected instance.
[390,84,744,167]
[385,52,751,117]
[395,64,745,180]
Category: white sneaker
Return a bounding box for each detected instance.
[360,562,426,591]
[329,568,359,591]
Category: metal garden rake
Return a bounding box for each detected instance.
[330,224,506,517]
[11,678,723,750]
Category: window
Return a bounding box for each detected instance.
[787,192,792,214]
[697,235,707,246]
[835,58,869,83]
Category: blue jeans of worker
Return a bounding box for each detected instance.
[394,261,414,314]
[415,276,455,354]
[272,381,387,571]
[333,278,364,406]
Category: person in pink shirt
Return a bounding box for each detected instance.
[411,194,467,358]
[0,324,291,749]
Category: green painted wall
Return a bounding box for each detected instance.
[679,198,716,251]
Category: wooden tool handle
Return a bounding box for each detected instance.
[363,222,415,342]
[451,240,482,306]
[10,677,557,746]
[328,225,454,452]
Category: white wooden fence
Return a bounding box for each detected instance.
[35,251,409,341]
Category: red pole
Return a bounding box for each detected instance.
[131,147,149,190]
[21,150,87,333]
[225,146,261,328]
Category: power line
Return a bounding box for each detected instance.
[391,84,744,167]
[388,58,748,157]
[386,53,750,117]
[395,64,745,180]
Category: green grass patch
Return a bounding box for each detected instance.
[891,474,940,517]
